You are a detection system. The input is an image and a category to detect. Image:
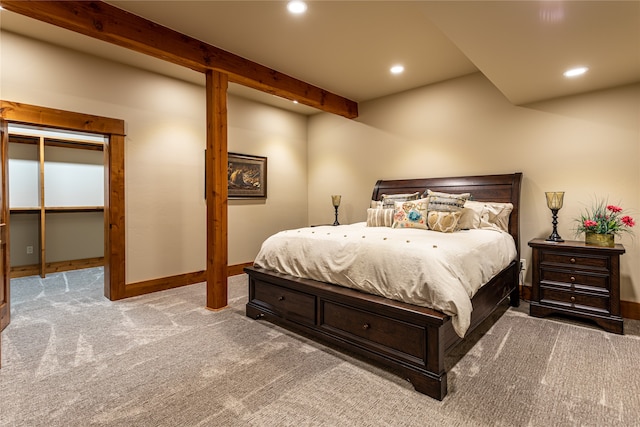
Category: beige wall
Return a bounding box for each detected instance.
[3,31,638,303]
[308,73,640,303]
[1,31,308,282]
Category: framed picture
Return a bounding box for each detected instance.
[228,153,267,198]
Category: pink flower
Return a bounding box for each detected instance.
[607,205,623,213]
[621,216,635,227]
[583,220,598,228]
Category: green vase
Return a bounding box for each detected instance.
[585,232,615,247]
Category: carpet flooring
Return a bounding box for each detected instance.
[1,268,639,426]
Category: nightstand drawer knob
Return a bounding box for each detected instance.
[278,296,285,301]
[570,258,576,263]
[570,276,576,282]
[570,296,576,302]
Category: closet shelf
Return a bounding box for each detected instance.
[9,207,40,214]
[10,206,104,213]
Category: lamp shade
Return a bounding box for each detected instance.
[331,195,342,207]
[545,192,564,210]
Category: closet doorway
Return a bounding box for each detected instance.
[8,124,106,278]
[1,100,126,301]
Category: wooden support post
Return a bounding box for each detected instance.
[205,70,229,310]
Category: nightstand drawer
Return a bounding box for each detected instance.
[539,287,609,313]
[540,251,609,270]
[540,269,609,291]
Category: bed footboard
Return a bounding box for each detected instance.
[246,266,456,400]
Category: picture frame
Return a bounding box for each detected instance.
[227,152,267,198]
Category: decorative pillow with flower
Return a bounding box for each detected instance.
[392,198,429,229]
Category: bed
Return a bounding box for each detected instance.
[245,173,522,400]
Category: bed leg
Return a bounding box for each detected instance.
[510,286,520,307]
[406,371,447,401]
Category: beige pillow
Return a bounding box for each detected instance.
[426,190,470,212]
[427,210,462,233]
[370,200,383,209]
[480,202,513,232]
[391,198,429,230]
[366,208,394,227]
[459,200,513,232]
[458,200,485,229]
[381,192,420,209]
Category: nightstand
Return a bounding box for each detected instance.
[528,239,625,334]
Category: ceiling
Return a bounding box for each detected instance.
[1,1,639,115]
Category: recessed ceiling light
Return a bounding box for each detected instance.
[287,1,307,14]
[390,65,404,75]
[563,67,588,78]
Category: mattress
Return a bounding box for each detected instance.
[254,222,517,337]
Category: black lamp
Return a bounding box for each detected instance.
[331,195,341,226]
[545,191,564,242]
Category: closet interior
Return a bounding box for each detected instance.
[8,124,106,278]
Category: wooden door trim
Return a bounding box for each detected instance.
[0,100,125,301]
[0,119,10,336]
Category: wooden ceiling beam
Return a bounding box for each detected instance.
[1,0,358,119]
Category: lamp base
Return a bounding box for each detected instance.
[333,206,340,226]
[546,209,563,242]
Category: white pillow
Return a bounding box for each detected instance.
[481,202,513,232]
[459,200,513,232]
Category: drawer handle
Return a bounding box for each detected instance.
[570,296,576,302]
[570,276,576,282]
[278,296,285,301]
[362,323,370,330]
[570,258,576,263]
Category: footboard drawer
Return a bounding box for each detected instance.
[320,300,426,366]
[252,280,316,326]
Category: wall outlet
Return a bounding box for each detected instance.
[26,245,34,255]
[520,258,527,272]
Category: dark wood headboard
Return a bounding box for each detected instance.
[372,173,523,257]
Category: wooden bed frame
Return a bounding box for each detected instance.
[245,173,522,400]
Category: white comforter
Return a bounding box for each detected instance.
[254,223,517,337]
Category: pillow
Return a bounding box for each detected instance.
[427,210,462,233]
[458,200,513,232]
[480,202,513,232]
[391,198,429,229]
[458,201,485,229]
[366,208,394,227]
[380,192,420,209]
[426,190,470,212]
[370,200,383,209]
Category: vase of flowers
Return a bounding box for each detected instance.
[575,199,635,247]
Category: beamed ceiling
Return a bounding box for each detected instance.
[1,1,639,115]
